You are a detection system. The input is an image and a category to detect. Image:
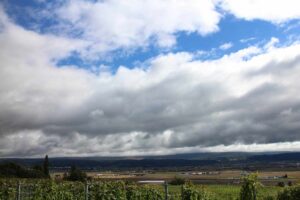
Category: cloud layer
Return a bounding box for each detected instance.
[0,1,300,157]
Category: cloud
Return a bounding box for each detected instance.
[1,2,300,157]
[3,0,300,60]
[219,42,233,50]
[49,0,221,58]
[218,0,300,23]
[1,8,300,156]
[240,37,256,43]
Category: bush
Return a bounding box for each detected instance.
[263,196,275,200]
[277,182,285,187]
[63,166,87,182]
[90,181,127,200]
[169,177,186,185]
[182,183,211,200]
[239,173,260,200]
[277,185,300,200]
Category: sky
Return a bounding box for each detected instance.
[0,0,300,157]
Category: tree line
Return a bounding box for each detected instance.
[0,155,50,179]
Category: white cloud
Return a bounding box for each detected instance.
[218,0,300,23]
[3,0,300,60]
[240,37,256,43]
[219,42,233,50]
[54,0,221,58]
[264,37,280,50]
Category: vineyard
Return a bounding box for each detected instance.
[0,179,299,200]
[0,179,208,200]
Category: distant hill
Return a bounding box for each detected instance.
[0,158,218,170]
[1,152,299,170]
[247,152,300,162]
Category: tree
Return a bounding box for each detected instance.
[43,155,50,178]
[64,165,87,182]
[169,176,186,185]
[0,162,46,178]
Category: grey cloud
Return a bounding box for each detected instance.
[1,7,300,156]
[2,47,300,156]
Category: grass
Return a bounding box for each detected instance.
[152,184,282,200]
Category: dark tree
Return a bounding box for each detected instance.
[0,162,46,178]
[43,155,50,178]
[64,165,87,182]
[277,182,285,187]
[169,176,186,185]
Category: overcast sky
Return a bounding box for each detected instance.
[0,0,300,157]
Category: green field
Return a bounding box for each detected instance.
[0,178,297,200]
[150,184,281,200]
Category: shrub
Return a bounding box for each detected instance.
[63,166,87,182]
[182,183,211,200]
[277,182,285,187]
[169,177,186,185]
[239,173,260,200]
[277,185,300,200]
[263,196,275,200]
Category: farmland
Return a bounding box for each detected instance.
[2,170,300,200]
[0,178,288,200]
[57,170,300,186]
[1,153,300,199]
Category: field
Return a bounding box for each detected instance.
[72,170,300,186]
[167,185,281,200]
[48,169,300,199]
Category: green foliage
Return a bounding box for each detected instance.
[239,173,260,200]
[204,185,239,200]
[141,185,164,200]
[0,179,286,200]
[125,184,140,200]
[262,196,275,200]
[277,184,300,200]
[0,162,47,178]
[277,182,285,187]
[0,156,51,179]
[88,181,164,200]
[0,179,85,200]
[182,182,211,200]
[90,181,126,200]
[0,180,16,200]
